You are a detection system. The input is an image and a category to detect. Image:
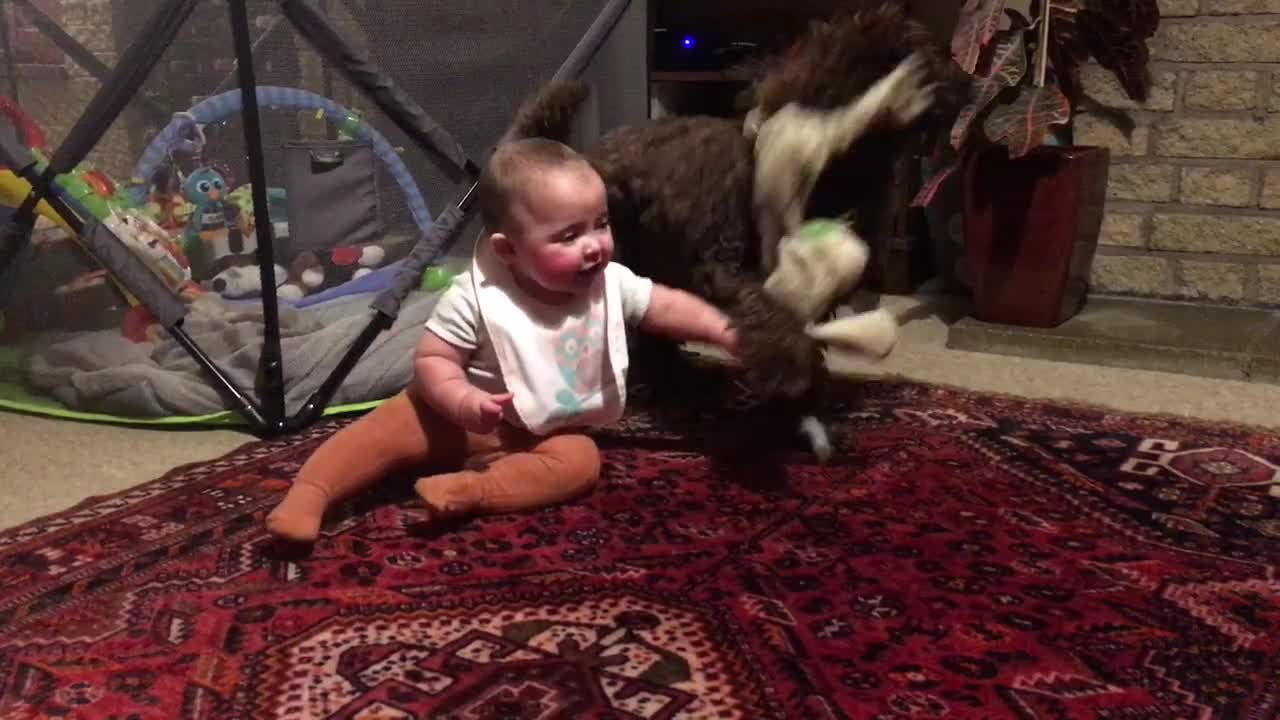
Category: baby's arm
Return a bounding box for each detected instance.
[639,283,739,355]
[414,331,511,434]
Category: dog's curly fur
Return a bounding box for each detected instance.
[505,4,964,414]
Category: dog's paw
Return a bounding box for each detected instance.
[873,52,937,126]
[799,415,833,464]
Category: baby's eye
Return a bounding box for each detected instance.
[596,216,610,229]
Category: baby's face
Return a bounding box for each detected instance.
[504,163,613,300]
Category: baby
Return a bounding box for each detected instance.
[265,137,740,542]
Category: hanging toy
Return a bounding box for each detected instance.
[182,165,257,282]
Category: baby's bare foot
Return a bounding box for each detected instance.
[414,472,484,520]
[265,481,331,543]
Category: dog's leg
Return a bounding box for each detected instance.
[756,202,786,274]
[799,414,833,464]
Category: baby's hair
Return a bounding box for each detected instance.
[477,137,588,232]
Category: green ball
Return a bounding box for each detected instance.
[420,266,454,292]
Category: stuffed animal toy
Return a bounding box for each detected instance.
[226,183,290,242]
[208,261,292,300]
[181,166,232,280]
[760,217,898,461]
[276,237,415,301]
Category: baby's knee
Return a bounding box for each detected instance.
[542,434,602,487]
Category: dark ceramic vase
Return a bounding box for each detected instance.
[962,144,1110,328]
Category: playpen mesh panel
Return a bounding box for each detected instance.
[0,0,618,422]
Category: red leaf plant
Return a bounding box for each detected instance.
[913,0,1159,207]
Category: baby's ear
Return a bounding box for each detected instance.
[489,232,517,263]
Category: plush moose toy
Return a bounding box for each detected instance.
[756,216,898,461]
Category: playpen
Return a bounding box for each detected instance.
[0,0,645,433]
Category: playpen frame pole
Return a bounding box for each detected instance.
[0,2,20,103]
[0,136,271,429]
[46,0,200,174]
[277,0,483,430]
[0,0,276,433]
[228,0,287,431]
[278,0,480,181]
[279,0,632,430]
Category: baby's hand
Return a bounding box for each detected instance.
[459,389,513,434]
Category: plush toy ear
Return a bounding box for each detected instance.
[805,308,899,360]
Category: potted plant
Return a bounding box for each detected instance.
[914,0,1159,327]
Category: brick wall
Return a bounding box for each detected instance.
[1078,0,1280,308]
[0,0,318,181]
[1,0,136,178]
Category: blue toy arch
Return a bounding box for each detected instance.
[127,86,433,235]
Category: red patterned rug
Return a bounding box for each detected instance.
[1,380,1278,719]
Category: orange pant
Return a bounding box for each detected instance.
[265,387,601,542]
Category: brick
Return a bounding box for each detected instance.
[1075,115,1149,157]
[65,26,114,54]
[1107,164,1176,202]
[1153,19,1280,63]
[1184,70,1257,111]
[1157,0,1199,14]
[1091,254,1173,295]
[16,74,99,139]
[1179,260,1248,301]
[1260,264,1280,304]
[1262,171,1280,209]
[1151,214,1280,256]
[66,52,117,79]
[86,0,111,25]
[1180,167,1254,207]
[1080,64,1176,111]
[60,0,88,26]
[1100,213,1146,248]
[1153,117,1280,159]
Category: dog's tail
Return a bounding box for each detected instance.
[501,80,591,144]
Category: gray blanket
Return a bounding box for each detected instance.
[26,291,440,418]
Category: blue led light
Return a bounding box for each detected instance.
[681,35,695,49]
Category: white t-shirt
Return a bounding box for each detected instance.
[425,261,654,406]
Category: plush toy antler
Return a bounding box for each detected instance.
[760,217,898,462]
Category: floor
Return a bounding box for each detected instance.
[2,290,1278,531]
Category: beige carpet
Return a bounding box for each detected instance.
[2,291,1277,531]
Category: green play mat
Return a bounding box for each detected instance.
[0,345,382,427]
